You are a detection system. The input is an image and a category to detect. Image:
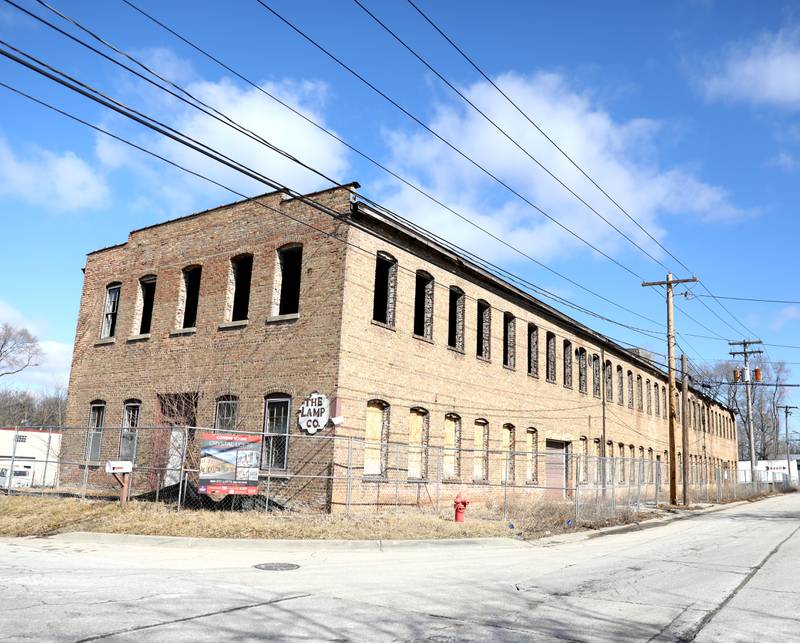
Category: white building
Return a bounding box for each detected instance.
[0,428,62,488]
[737,459,799,485]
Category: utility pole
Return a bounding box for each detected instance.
[681,353,690,505]
[642,273,698,505]
[729,339,763,480]
[778,405,797,485]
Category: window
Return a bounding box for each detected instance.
[407,408,429,479]
[473,419,488,481]
[120,400,140,462]
[616,366,623,405]
[629,445,636,481]
[563,340,573,388]
[527,324,539,377]
[501,424,515,482]
[592,354,601,397]
[413,271,434,339]
[526,428,538,483]
[101,283,121,338]
[136,276,156,335]
[661,387,667,419]
[578,348,587,393]
[215,396,239,431]
[447,287,465,351]
[636,375,643,411]
[627,371,634,409]
[503,313,516,368]
[274,245,302,316]
[228,254,253,322]
[654,382,660,417]
[443,413,461,479]
[604,360,613,401]
[364,400,389,476]
[86,401,105,461]
[157,392,198,427]
[648,448,654,483]
[618,443,625,483]
[646,379,652,415]
[372,252,397,326]
[264,395,291,470]
[476,300,491,359]
[546,332,557,383]
[579,436,588,482]
[178,266,202,329]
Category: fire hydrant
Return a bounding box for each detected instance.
[454,492,469,523]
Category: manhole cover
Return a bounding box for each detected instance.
[253,563,300,571]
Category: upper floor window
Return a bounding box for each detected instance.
[654,382,660,417]
[604,360,613,401]
[503,313,516,369]
[661,387,667,419]
[636,375,643,411]
[578,348,587,393]
[592,354,601,397]
[476,300,491,359]
[215,395,239,432]
[527,323,539,377]
[413,271,434,340]
[646,379,652,415]
[546,332,557,383]
[563,340,573,388]
[227,254,253,322]
[616,366,623,405]
[101,283,121,339]
[627,370,634,409]
[447,287,465,351]
[274,245,303,316]
[372,252,397,326]
[135,275,156,335]
[178,265,202,329]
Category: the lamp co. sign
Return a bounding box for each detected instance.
[298,392,329,434]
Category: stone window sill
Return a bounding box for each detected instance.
[442,478,463,484]
[361,474,389,483]
[94,337,115,346]
[126,334,150,343]
[476,355,491,364]
[503,364,516,372]
[412,333,434,345]
[266,312,300,324]
[170,327,196,337]
[528,372,539,380]
[218,320,249,330]
[447,345,465,356]
[371,319,395,332]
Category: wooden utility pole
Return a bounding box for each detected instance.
[778,405,797,485]
[729,339,763,479]
[681,353,690,505]
[642,273,697,505]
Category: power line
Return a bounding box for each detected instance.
[690,294,800,305]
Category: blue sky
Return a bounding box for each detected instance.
[1,0,799,408]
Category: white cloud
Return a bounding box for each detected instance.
[0,300,72,391]
[0,136,109,212]
[702,26,800,108]
[376,71,745,264]
[770,305,800,331]
[768,151,800,171]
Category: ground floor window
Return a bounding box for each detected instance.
[119,400,140,462]
[365,400,389,476]
[443,413,461,479]
[85,401,105,462]
[264,395,291,470]
[407,408,429,479]
[473,420,488,481]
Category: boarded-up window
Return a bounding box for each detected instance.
[627,371,634,409]
[546,333,556,383]
[473,419,488,481]
[502,424,515,482]
[654,382,660,417]
[364,400,388,476]
[646,379,652,415]
[563,340,573,388]
[605,360,613,401]
[592,355,601,397]
[443,413,461,479]
[578,348,587,393]
[407,408,428,479]
[526,428,539,483]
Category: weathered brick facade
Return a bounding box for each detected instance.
[64,184,738,510]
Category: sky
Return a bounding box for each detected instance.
[0,0,799,414]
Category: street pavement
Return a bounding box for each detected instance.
[0,493,798,641]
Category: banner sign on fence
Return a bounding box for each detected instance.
[198,432,261,495]
[298,392,329,434]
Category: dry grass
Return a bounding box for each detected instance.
[0,496,515,540]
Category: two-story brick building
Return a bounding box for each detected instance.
[63,183,738,510]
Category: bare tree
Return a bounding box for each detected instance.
[0,323,42,378]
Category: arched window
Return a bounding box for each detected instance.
[577,348,588,394]
[215,395,239,431]
[120,399,141,462]
[502,424,515,482]
[604,360,613,401]
[372,252,397,326]
[365,400,390,476]
[592,354,601,397]
[264,393,291,470]
[527,428,539,483]
[443,413,461,479]
[661,387,667,419]
[407,407,429,479]
[654,382,660,417]
[527,324,539,377]
[546,332,557,382]
[646,379,652,415]
[627,371,634,409]
[616,366,623,405]
[86,400,105,462]
[579,436,588,483]
[636,375,643,411]
[473,419,489,481]
[562,340,572,388]
[413,270,434,340]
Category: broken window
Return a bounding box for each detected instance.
[120,399,140,462]
[476,300,491,359]
[447,287,465,351]
[136,275,156,335]
[661,387,667,419]
[592,354,601,397]
[101,283,121,339]
[527,324,539,377]
[157,392,198,428]
[605,360,613,401]
[646,379,652,415]
[215,395,239,432]
[578,348,587,393]
[526,428,538,483]
[413,271,434,339]
[546,332,557,383]
[636,375,643,411]
[228,254,253,322]
[443,413,461,479]
[407,407,429,479]
[364,400,389,476]
[501,424,515,482]
[627,371,634,409]
[86,400,105,461]
[654,382,660,417]
[616,366,624,405]
[178,266,202,329]
[503,313,515,368]
[274,245,302,316]
[372,252,397,326]
[264,394,291,470]
[473,419,488,481]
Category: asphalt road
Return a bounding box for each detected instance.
[1,494,798,641]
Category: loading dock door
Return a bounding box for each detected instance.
[545,440,567,499]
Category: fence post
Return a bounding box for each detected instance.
[636,458,643,511]
[177,426,188,511]
[574,456,580,524]
[655,462,660,506]
[715,468,721,503]
[81,429,89,500]
[610,456,616,516]
[435,447,441,515]
[626,457,633,511]
[6,426,19,494]
[264,434,273,513]
[345,437,353,516]
[41,426,54,496]
[502,452,509,521]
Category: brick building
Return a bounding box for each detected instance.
[64,184,738,510]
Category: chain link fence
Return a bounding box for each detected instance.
[0,426,791,526]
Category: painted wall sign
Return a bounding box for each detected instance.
[298,392,329,434]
